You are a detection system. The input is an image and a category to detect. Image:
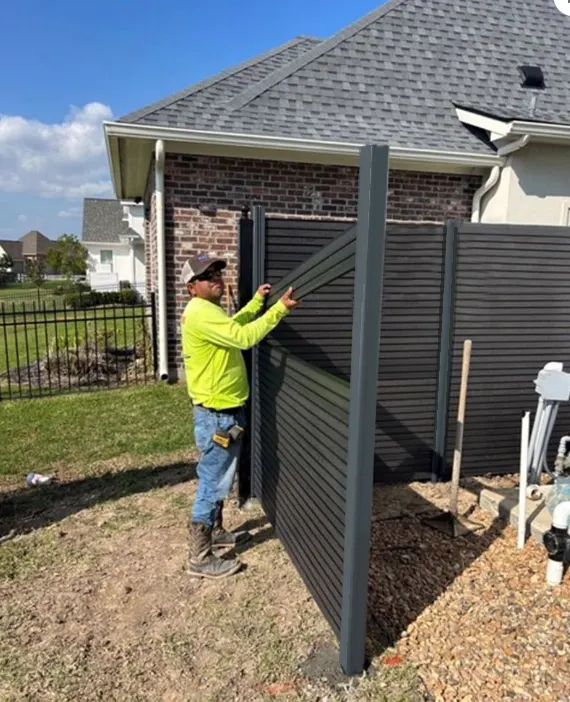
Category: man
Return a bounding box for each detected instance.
[180,253,298,578]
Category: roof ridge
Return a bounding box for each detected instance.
[119,36,321,124]
[226,0,410,113]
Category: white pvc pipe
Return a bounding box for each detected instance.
[552,500,570,530]
[556,435,570,459]
[518,411,530,549]
[546,500,570,586]
[154,140,168,380]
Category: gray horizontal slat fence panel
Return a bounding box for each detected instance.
[446,223,570,477]
[253,342,350,637]
[252,143,388,675]
[374,225,444,484]
[263,218,445,484]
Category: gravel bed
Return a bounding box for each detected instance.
[367,477,569,702]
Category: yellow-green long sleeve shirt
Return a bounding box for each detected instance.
[181,293,290,409]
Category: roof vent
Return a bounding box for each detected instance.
[519,65,544,89]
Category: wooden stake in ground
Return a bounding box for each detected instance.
[424,338,484,536]
[449,339,472,516]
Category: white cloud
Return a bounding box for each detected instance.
[17,214,28,222]
[58,206,82,219]
[0,103,114,199]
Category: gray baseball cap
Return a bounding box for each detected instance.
[181,253,226,285]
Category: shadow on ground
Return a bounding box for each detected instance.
[0,461,196,540]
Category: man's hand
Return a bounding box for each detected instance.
[280,287,300,311]
[257,283,272,297]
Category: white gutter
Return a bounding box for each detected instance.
[456,108,570,145]
[155,139,169,381]
[471,165,501,223]
[103,121,504,169]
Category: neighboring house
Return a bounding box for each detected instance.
[81,198,145,292]
[0,231,56,277]
[0,240,25,276]
[103,0,570,376]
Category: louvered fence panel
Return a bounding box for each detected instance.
[447,223,570,476]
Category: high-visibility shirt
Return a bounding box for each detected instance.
[181,293,289,410]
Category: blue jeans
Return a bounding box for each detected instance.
[191,406,246,527]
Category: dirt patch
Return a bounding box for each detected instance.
[0,457,424,702]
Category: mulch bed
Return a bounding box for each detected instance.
[368,477,569,701]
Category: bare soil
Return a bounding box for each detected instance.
[0,458,567,701]
[0,452,424,702]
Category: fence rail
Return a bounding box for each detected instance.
[0,293,156,400]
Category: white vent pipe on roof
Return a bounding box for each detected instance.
[155,139,169,381]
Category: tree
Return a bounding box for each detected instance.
[26,258,46,287]
[0,253,13,273]
[47,234,88,282]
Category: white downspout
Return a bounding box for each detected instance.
[546,501,570,586]
[155,139,169,380]
[129,239,136,289]
[471,165,501,222]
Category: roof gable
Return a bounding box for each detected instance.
[82,199,130,243]
[20,230,53,256]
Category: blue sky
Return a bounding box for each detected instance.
[0,0,382,241]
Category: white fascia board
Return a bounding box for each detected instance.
[103,121,504,170]
[455,108,511,138]
[104,126,122,198]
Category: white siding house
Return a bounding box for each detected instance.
[82,198,145,294]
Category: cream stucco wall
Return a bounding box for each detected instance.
[481,143,570,225]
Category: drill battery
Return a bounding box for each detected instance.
[213,424,244,448]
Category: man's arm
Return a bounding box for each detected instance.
[196,301,288,350]
[232,292,265,326]
[196,288,298,350]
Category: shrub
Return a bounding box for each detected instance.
[64,289,139,309]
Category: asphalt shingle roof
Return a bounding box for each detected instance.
[0,240,23,260]
[20,231,53,257]
[120,0,570,155]
[120,37,321,125]
[82,199,130,243]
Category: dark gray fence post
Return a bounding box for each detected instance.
[340,144,389,675]
[250,205,266,498]
[238,207,254,502]
[431,220,459,481]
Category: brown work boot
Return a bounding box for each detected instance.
[188,521,241,579]
[212,501,251,549]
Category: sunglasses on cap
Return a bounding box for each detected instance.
[192,267,224,283]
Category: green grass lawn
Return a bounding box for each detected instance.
[0,284,65,310]
[0,383,192,476]
[0,305,149,376]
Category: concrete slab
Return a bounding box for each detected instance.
[479,485,553,544]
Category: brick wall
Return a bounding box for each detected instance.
[145,153,481,376]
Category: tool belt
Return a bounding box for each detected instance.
[212,424,245,448]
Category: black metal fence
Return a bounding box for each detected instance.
[0,293,157,400]
[0,282,147,308]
